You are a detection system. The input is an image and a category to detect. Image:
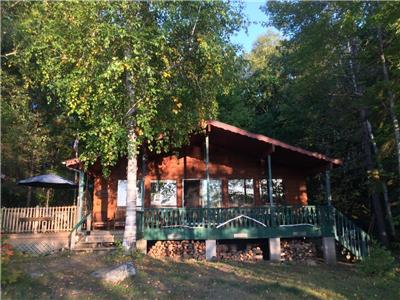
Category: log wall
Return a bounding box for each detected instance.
[92,142,308,224]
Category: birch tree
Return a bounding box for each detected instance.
[12,1,244,252]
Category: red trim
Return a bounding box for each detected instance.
[63,158,80,168]
[206,120,342,165]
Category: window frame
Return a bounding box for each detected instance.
[227,178,255,207]
[150,179,177,207]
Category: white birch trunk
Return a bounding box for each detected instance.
[123,128,138,252]
[122,47,138,253]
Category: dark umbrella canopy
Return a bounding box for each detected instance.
[18,174,77,189]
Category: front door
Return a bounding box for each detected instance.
[183,180,202,208]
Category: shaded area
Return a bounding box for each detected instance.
[2,253,399,299]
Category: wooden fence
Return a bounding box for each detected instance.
[1,206,77,233]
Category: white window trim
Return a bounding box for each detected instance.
[117,179,142,207]
[150,180,177,207]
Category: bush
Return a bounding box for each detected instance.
[358,240,396,277]
[1,237,22,284]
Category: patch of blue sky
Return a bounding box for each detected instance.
[230,1,279,53]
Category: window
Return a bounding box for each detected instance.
[117,180,142,207]
[183,179,222,208]
[260,178,285,204]
[228,179,254,207]
[201,180,222,208]
[151,180,177,207]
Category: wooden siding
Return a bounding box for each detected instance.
[92,142,310,224]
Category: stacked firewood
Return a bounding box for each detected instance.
[217,244,263,261]
[280,239,317,262]
[148,240,206,260]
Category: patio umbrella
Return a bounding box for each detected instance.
[18,174,77,206]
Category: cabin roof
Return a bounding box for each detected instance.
[64,120,342,173]
[205,120,341,172]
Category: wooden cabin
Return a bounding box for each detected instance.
[88,120,341,228]
[1,121,371,261]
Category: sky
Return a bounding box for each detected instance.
[230,1,276,53]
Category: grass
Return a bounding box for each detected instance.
[2,252,399,300]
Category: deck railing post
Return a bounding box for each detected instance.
[205,134,210,209]
[76,170,85,232]
[141,153,146,211]
[325,170,332,206]
[267,154,274,207]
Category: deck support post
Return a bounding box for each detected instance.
[206,240,216,260]
[76,170,85,232]
[267,154,273,206]
[269,237,281,262]
[323,167,336,264]
[141,153,146,210]
[322,237,336,265]
[325,170,332,206]
[205,134,210,208]
[137,239,147,254]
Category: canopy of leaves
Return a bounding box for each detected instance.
[10,1,244,174]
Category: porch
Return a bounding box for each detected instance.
[137,205,333,241]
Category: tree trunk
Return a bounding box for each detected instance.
[26,159,34,206]
[377,26,400,204]
[122,47,138,253]
[348,40,392,242]
[122,127,138,252]
[361,109,389,246]
[366,120,396,237]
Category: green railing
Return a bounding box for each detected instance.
[142,206,327,230]
[333,207,370,259]
[69,212,91,250]
[136,210,144,240]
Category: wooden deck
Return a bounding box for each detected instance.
[137,205,334,241]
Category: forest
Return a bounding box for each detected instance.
[1,1,399,248]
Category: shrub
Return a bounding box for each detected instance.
[1,237,22,284]
[358,240,396,277]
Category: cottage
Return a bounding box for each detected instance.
[64,120,358,263]
[2,120,369,262]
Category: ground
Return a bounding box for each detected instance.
[2,252,399,300]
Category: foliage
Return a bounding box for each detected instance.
[1,4,76,207]
[223,1,400,242]
[358,240,397,277]
[7,1,244,175]
[1,238,22,285]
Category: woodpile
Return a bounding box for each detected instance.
[148,240,264,262]
[148,240,206,260]
[217,244,263,262]
[280,239,317,262]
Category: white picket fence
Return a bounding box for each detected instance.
[1,206,77,233]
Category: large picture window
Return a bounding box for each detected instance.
[201,180,222,208]
[183,179,222,208]
[117,180,142,207]
[260,178,285,204]
[151,180,177,207]
[228,179,254,207]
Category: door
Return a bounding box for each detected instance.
[183,180,202,208]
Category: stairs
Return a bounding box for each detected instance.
[332,207,371,260]
[72,230,123,253]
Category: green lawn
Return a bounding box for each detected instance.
[2,253,399,300]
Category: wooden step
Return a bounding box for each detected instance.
[73,246,117,253]
[88,230,124,236]
[77,241,112,248]
[85,235,115,243]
